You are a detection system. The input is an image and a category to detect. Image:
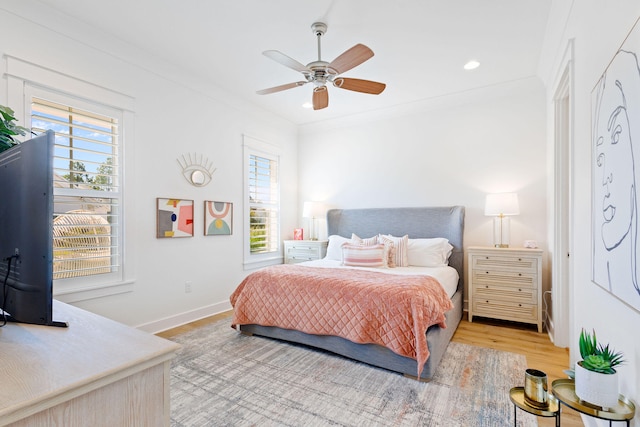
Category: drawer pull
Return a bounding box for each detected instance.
[485,285,489,289]
[518,304,522,307]
[519,288,522,292]
[518,258,522,261]
[486,300,489,303]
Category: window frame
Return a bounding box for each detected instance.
[243,135,282,269]
[6,55,136,302]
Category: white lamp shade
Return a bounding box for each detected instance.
[485,193,520,216]
[302,201,325,218]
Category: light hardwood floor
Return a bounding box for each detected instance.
[453,315,583,427]
[159,312,583,426]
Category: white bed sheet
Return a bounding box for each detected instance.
[298,258,460,298]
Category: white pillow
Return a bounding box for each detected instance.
[407,238,454,267]
[379,234,409,267]
[325,235,351,260]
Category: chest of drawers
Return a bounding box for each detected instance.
[283,240,328,264]
[467,246,543,332]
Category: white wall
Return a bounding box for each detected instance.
[0,1,298,331]
[298,77,548,312]
[540,1,640,425]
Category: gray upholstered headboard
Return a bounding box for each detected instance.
[326,206,465,292]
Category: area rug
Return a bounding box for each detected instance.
[169,319,537,427]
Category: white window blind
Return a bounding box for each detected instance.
[30,97,121,280]
[248,153,279,254]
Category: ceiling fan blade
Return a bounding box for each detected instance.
[328,44,374,75]
[256,81,307,95]
[313,86,329,110]
[263,50,310,73]
[333,78,386,94]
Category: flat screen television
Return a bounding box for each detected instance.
[0,130,66,327]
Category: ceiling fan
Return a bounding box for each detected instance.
[256,22,386,110]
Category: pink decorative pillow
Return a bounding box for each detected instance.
[379,234,409,267]
[351,233,378,245]
[377,235,397,267]
[341,243,388,268]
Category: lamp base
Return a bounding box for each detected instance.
[492,216,511,248]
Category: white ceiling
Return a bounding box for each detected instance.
[35,0,552,125]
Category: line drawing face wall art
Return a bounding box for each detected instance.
[592,21,640,313]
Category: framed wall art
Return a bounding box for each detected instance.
[591,17,640,312]
[156,198,194,238]
[204,201,233,236]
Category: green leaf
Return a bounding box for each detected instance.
[0,105,16,122]
[0,104,27,146]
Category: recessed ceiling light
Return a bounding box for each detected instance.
[302,102,313,109]
[464,60,480,70]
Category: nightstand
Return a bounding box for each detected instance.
[467,246,543,332]
[283,240,328,264]
[552,379,635,426]
[509,387,560,427]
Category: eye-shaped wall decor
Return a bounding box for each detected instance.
[177,153,217,187]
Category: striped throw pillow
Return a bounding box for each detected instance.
[379,234,409,267]
[351,233,378,245]
[341,243,388,268]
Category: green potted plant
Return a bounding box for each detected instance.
[575,329,625,409]
[0,104,29,153]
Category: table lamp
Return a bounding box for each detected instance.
[302,201,325,241]
[485,193,519,248]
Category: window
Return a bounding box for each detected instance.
[244,136,280,267]
[30,95,123,285]
[5,55,134,301]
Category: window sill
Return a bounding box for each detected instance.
[53,280,134,303]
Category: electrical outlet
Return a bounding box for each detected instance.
[185,281,192,293]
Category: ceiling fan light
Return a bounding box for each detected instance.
[464,60,480,70]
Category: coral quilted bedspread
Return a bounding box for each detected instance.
[230,264,454,377]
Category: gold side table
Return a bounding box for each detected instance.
[551,379,636,426]
[510,387,560,427]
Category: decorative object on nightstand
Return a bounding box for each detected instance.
[302,201,326,240]
[484,192,519,248]
[284,240,327,264]
[293,228,304,240]
[573,329,625,409]
[524,368,549,408]
[467,246,543,332]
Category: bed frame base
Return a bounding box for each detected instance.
[239,289,462,381]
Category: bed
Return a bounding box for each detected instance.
[231,206,465,381]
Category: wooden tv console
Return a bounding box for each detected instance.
[0,300,179,426]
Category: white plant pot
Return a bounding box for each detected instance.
[574,362,619,409]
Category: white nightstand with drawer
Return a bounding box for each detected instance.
[283,240,328,264]
[467,246,543,332]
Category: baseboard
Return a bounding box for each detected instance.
[136,300,232,334]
